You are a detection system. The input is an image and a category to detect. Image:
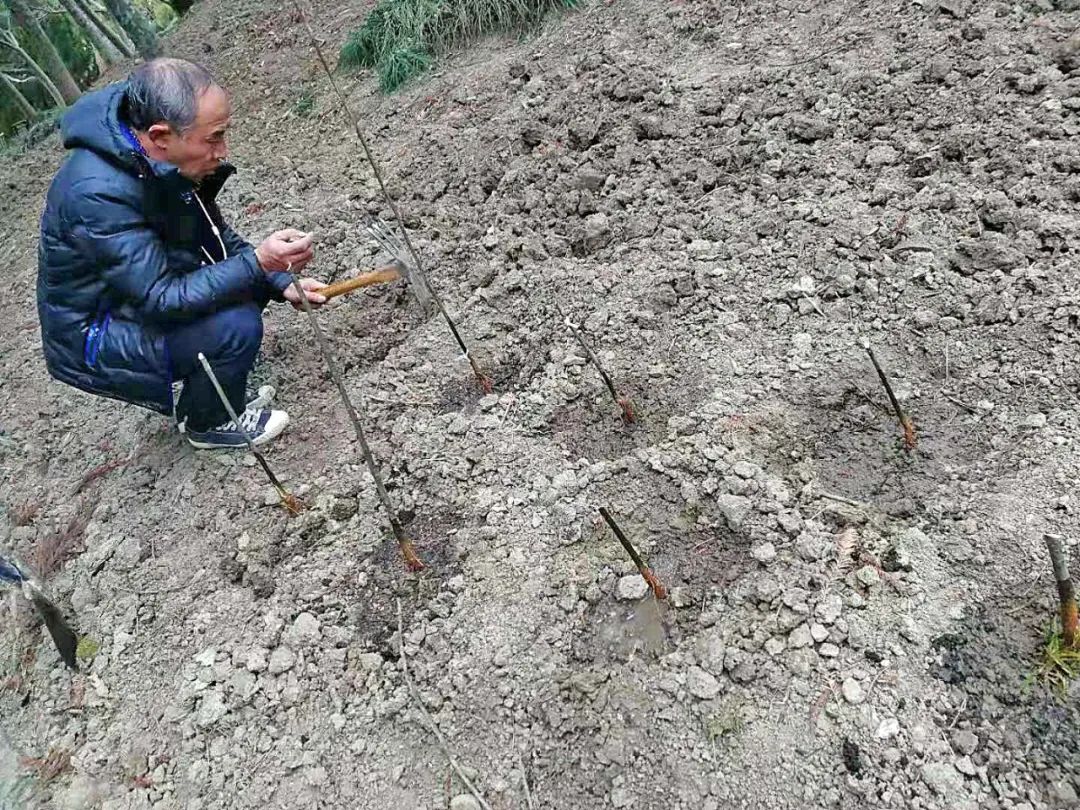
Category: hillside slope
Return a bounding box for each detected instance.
[2,0,1079,808]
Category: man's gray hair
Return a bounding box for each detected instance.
[124,58,217,133]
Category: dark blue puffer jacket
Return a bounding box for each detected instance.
[37,82,291,415]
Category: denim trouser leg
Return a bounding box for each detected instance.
[165,301,265,432]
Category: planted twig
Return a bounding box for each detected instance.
[291,0,492,394]
[598,508,667,600]
[862,339,916,451]
[289,276,424,571]
[397,600,493,810]
[196,353,304,516]
[557,304,635,424]
[1045,534,1078,648]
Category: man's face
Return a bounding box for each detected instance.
[147,84,231,180]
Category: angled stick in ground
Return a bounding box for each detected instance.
[861,339,916,451]
[289,276,424,571]
[196,353,304,515]
[0,556,78,669]
[598,508,667,600]
[397,600,493,810]
[291,0,493,393]
[1045,534,1078,648]
[557,304,635,424]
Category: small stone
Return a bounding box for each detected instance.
[855,566,881,588]
[841,678,865,704]
[615,575,649,602]
[816,593,843,625]
[284,612,321,648]
[921,762,964,799]
[954,755,977,777]
[687,666,722,700]
[1049,779,1079,806]
[951,729,978,755]
[810,623,829,643]
[818,643,840,658]
[876,718,900,739]
[193,647,217,667]
[865,144,899,166]
[268,646,296,675]
[1022,413,1047,429]
[788,624,813,649]
[449,795,483,810]
[751,542,777,564]
[196,691,228,728]
[717,494,751,529]
[765,637,786,656]
[732,461,757,479]
[245,647,269,673]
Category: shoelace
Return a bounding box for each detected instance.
[212,407,263,434]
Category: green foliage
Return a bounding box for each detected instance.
[378,45,432,92]
[1030,627,1080,697]
[340,0,580,92]
[75,636,100,661]
[41,9,97,87]
[0,6,98,137]
[140,0,178,32]
[705,702,745,745]
[292,89,315,118]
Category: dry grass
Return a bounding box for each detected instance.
[9,501,39,527]
[30,498,94,577]
[19,748,72,784]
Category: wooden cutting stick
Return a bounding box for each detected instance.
[320,265,402,300]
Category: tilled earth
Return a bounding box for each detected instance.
[2,0,1080,808]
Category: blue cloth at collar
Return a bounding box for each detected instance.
[119,121,147,157]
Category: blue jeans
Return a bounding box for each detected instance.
[165,301,264,432]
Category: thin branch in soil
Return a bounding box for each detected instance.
[557,304,635,424]
[518,750,534,810]
[1045,534,1078,648]
[861,339,916,452]
[598,508,667,600]
[288,276,423,571]
[397,600,493,810]
[291,0,493,394]
[196,353,304,516]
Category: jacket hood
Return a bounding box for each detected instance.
[60,82,235,193]
[61,82,141,173]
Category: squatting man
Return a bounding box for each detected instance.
[37,58,329,449]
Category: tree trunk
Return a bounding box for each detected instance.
[73,0,136,58]
[0,31,68,107]
[102,0,159,59]
[57,0,123,65]
[0,71,38,121]
[8,0,83,105]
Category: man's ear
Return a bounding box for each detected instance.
[144,122,175,149]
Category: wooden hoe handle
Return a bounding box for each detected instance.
[320,266,402,300]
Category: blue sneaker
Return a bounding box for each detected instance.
[177,385,275,436]
[186,407,289,450]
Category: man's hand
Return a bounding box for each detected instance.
[255,229,315,272]
[283,277,328,310]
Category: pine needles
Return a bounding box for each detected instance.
[339,0,580,91]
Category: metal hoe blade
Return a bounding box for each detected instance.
[363,215,434,313]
